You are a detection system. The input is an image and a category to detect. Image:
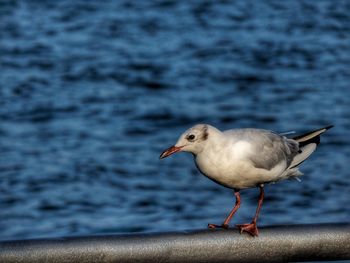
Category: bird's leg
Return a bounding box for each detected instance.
[208,190,241,229]
[236,185,264,236]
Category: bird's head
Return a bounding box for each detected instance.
[160,124,212,159]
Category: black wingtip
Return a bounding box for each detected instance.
[293,124,334,146]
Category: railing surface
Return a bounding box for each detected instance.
[0,223,349,263]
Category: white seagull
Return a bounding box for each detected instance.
[160,124,333,236]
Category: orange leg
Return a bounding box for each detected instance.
[236,185,264,236]
[208,191,241,229]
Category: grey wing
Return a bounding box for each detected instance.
[244,129,299,170]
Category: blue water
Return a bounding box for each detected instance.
[0,1,349,240]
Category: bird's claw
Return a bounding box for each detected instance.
[236,222,259,236]
[208,223,229,229]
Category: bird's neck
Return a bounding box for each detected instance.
[200,131,227,156]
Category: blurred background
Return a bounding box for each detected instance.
[0,1,349,240]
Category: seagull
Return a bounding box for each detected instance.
[160,124,333,236]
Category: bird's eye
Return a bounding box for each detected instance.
[187,134,196,141]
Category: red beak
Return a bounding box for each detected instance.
[159,145,184,159]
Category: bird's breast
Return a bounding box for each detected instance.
[195,146,254,189]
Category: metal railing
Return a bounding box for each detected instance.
[0,223,349,262]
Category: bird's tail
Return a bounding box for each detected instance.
[288,125,333,169]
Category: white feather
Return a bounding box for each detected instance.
[289,143,317,169]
